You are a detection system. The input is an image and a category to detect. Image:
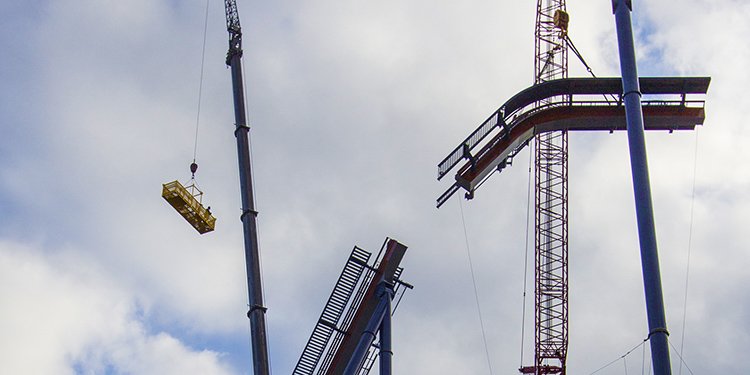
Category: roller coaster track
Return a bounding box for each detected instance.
[436,76,710,208]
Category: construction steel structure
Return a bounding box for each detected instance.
[530,1,570,373]
[293,238,412,375]
[213,1,706,374]
[221,3,415,375]
[436,77,709,198]
[436,2,710,375]
[437,76,709,373]
[613,1,674,372]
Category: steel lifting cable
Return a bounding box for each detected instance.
[519,141,534,367]
[565,35,595,78]
[678,131,700,375]
[191,0,211,180]
[668,337,696,375]
[586,336,649,375]
[458,199,495,375]
[564,34,619,103]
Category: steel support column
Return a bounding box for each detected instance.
[343,282,392,375]
[612,1,672,374]
[379,292,393,375]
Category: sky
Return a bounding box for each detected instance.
[1,0,748,374]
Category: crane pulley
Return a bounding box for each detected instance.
[224,0,242,64]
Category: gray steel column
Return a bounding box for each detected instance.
[228,44,271,375]
[613,1,672,374]
[379,288,393,375]
[343,282,390,375]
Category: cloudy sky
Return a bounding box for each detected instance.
[1,0,748,374]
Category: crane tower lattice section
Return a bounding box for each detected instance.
[532,0,569,374]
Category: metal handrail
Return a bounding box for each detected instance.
[438,95,705,180]
[437,77,710,180]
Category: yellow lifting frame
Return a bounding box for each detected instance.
[162,180,216,234]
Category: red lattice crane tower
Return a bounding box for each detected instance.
[526,1,570,374]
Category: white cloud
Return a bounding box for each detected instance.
[2,0,748,374]
[0,240,235,374]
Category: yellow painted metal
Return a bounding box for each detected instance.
[162,180,216,234]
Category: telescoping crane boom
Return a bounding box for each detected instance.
[224,1,271,374]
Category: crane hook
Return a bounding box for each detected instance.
[190,162,198,179]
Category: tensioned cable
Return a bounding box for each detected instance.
[564,34,618,104]
[192,0,211,165]
[668,338,695,375]
[565,35,595,78]
[678,131,700,375]
[458,198,495,375]
[519,141,534,367]
[586,336,648,375]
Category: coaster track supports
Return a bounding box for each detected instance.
[613,1,672,374]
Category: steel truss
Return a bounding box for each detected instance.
[533,130,568,374]
[532,0,569,373]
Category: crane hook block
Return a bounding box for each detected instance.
[553,10,569,31]
[162,180,216,234]
[190,162,198,174]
